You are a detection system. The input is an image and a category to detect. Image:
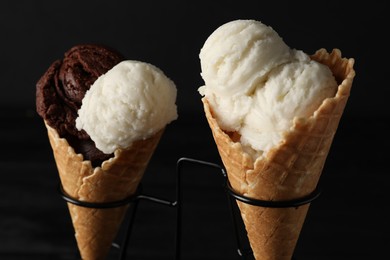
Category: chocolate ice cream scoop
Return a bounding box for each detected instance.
[36,44,124,165]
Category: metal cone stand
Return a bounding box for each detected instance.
[58,157,321,259]
[58,183,176,260]
[176,158,322,260]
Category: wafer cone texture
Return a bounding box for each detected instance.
[203,49,355,260]
[45,122,164,260]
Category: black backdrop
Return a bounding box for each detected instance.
[0,1,389,259]
[1,0,389,118]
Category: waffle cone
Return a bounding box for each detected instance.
[203,49,355,260]
[45,122,164,260]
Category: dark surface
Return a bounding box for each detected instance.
[1,1,389,259]
[0,111,388,260]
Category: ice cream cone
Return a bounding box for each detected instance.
[202,48,355,260]
[45,122,164,260]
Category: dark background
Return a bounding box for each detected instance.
[0,0,388,259]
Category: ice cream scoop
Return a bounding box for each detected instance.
[199,19,292,98]
[36,44,124,165]
[199,20,338,157]
[76,60,178,154]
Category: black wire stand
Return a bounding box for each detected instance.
[58,183,176,260]
[58,157,322,260]
[175,158,322,260]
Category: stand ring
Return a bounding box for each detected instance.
[225,181,321,208]
[58,183,140,209]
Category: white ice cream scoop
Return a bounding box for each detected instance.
[199,20,337,156]
[76,60,178,154]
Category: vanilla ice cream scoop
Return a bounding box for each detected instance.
[76,60,177,154]
[199,19,292,97]
[199,20,337,157]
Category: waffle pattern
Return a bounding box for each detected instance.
[203,49,355,260]
[46,122,164,260]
